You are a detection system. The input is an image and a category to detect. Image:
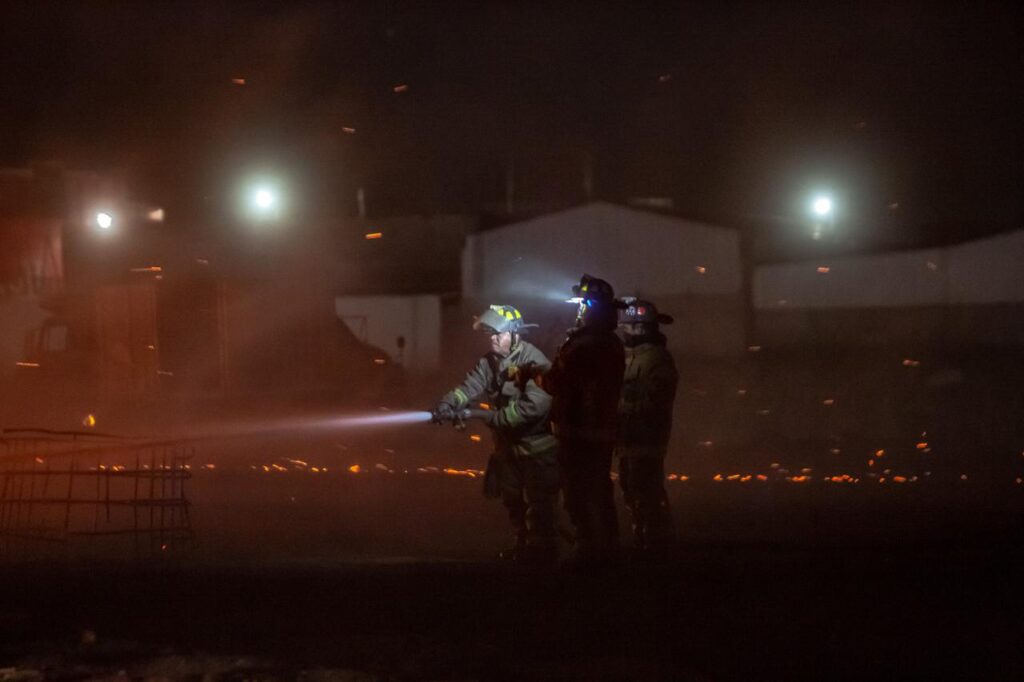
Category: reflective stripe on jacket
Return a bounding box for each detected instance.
[442,341,556,457]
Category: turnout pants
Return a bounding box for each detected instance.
[558,439,619,553]
[617,456,674,551]
[492,449,560,548]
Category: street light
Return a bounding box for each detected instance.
[809,194,834,240]
[96,212,113,230]
[242,180,284,223]
[252,187,276,211]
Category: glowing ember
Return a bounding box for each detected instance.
[443,468,479,478]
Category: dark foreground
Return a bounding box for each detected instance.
[2,543,1023,682]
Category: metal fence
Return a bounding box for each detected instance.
[0,429,194,560]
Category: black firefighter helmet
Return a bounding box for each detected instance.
[619,296,674,326]
[571,274,624,330]
[572,274,617,306]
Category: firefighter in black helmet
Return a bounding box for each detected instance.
[432,305,559,563]
[616,297,678,558]
[539,275,625,563]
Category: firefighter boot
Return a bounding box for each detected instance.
[498,531,527,562]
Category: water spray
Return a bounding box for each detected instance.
[185,410,437,442]
[2,410,442,465]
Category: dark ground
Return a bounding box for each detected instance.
[2,471,1024,681]
[3,347,1024,680]
[1,545,1022,681]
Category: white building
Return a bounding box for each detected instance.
[461,202,745,356]
[753,229,1024,347]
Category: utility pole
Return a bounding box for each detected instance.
[582,152,594,201]
[504,154,515,215]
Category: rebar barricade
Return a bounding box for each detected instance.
[0,429,194,560]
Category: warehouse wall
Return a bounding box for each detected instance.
[461,202,745,355]
[754,230,1024,347]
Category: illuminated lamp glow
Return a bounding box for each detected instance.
[253,188,275,210]
[96,212,113,229]
[811,196,833,217]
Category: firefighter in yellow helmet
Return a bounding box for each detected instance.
[432,305,559,563]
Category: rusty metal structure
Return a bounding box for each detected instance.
[0,429,194,560]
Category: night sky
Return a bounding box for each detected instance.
[2,2,1020,246]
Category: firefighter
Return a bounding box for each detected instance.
[432,305,559,563]
[539,275,625,563]
[616,297,678,558]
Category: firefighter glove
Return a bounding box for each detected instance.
[431,402,456,424]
